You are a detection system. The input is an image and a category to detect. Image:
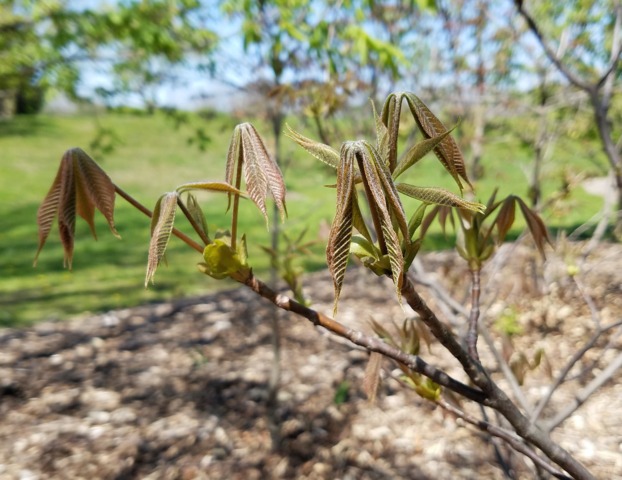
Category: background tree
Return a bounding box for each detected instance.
[0,0,217,117]
[515,0,622,234]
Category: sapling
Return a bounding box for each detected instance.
[35,92,598,480]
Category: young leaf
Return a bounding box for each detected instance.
[403,93,471,190]
[379,92,403,172]
[362,352,383,403]
[494,196,516,243]
[285,124,340,169]
[183,193,210,243]
[326,145,356,314]
[392,129,454,180]
[34,148,119,269]
[515,197,551,258]
[240,123,288,224]
[145,192,178,286]
[395,184,486,213]
[176,181,244,196]
[354,142,405,304]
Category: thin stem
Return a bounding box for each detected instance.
[438,399,572,480]
[544,350,622,432]
[176,196,210,246]
[230,144,244,251]
[114,184,203,254]
[241,273,488,405]
[467,268,482,361]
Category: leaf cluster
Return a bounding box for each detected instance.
[423,189,551,270]
[288,92,485,312]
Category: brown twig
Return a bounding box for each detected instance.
[438,398,572,480]
[114,184,204,254]
[240,273,488,405]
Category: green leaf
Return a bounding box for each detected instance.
[392,129,454,180]
[176,181,244,196]
[145,192,178,286]
[396,184,485,213]
[350,234,381,261]
[199,238,248,280]
[183,193,209,243]
[285,124,340,169]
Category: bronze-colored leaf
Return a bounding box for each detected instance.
[285,124,340,169]
[145,192,178,286]
[351,189,373,243]
[494,196,516,243]
[224,125,243,211]
[395,184,486,213]
[371,100,389,162]
[362,142,410,244]
[515,197,551,258]
[240,123,287,224]
[34,148,119,269]
[380,92,403,172]
[327,145,356,314]
[392,129,454,180]
[362,352,383,403]
[403,93,471,190]
[73,148,118,238]
[354,142,405,304]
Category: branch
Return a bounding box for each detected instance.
[438,398,572,480]
[400,276,595,480]
[410,261,533,413]
[240,273,488,405]
[114,184,204,254]
[514,1,592,92]
[544,350,622,432]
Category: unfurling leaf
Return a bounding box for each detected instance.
[363,352,383,403]
[183,193,210,243]
[515,197,551,258]
[145,192,178,286]
[395,184,486,213]
[382,92,471,190]
[227,123,287,226]
[176,181,244,196]
[392,129,454,180]
[199,239,249,280]
[34,147,119,269]
[326,145,356,314]
[495,196,516,243]
[285,124,340,169]
[353,142,407,304]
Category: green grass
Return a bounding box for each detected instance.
[0,110,608,326]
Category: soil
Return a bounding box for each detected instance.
[1,242,621,480]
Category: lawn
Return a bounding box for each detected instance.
[0,109,607,325]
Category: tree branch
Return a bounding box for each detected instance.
[438,398,572,480]
[514,1,592,92]
[543,348,622,432]
[240,273,489,405]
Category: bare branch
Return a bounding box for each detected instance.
[544,350,622,432]
[438,399,572,480]
[514,1,592,92]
